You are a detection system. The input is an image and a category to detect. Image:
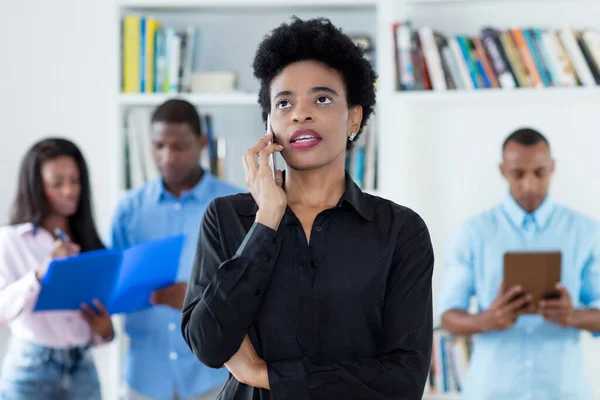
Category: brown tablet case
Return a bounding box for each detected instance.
[503,251,562,314]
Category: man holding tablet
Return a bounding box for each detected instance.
[439,128,600,400]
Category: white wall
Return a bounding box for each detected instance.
[0,0,120,398]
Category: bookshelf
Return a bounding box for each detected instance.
[118,0,376,8]
[107,0,600,399]
[393,86,600,102]
[423,395,461,400]
[119,92,258,108]
[375,0,600,399]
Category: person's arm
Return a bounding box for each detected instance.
[438,224,479,335]
[569,309,600,331]
[266,211,434,400]
[443,285,532,335]
[181,198,283,369]
[573,231,600,332]
[81,299,116,346]
[545,230,600,332]
[0,229,42,326]
[109,198,132,251]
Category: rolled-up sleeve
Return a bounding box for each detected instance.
[438,223,476,318]
[579,226,600,311]
[0,230,42,326]
[181,199,283,369]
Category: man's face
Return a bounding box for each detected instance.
[151,122,204,186]
[500,141,555,213]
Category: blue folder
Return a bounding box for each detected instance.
[33,235,185,314]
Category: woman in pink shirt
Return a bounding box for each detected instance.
[0,138,114,400]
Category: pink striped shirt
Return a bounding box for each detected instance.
[0,223,105,348]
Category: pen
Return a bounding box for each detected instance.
[54,228,69,242]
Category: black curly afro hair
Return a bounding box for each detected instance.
[252,16,377,149]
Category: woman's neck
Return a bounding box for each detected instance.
[40,214,70,239]
[285,159,346,210]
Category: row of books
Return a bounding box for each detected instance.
[121,15,198,94]
[424,331,472,395]
[124,108,225,189]
[394,22,600,91]
[345,120,378,192]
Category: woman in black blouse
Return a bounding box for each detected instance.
[182,17,434,400]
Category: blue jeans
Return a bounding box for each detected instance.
[0,338,101,400]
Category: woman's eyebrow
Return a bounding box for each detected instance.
[309,86,339,96]
[273,87,340,100]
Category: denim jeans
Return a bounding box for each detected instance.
[0,337,101,400]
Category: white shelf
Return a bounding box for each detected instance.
[119,92,259,108]
[406,0,543,4]
[422,393,461,400]
[391,86,600,103]
[118,0,375,9]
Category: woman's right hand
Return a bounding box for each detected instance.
[242,133,286,231]
[36,240,81,281]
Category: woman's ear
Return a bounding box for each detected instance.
[348,105,363,138]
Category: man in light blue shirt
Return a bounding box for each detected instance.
[111,99,240,400]
[439,128,600,400]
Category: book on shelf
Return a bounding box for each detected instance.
[122,15,201,94]
[392,22,600,92]
[424,329,472,396]
[345,119,378,192]
[123,108,227,189]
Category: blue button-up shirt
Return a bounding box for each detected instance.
[439,195,600,400]
[110,173,241,399]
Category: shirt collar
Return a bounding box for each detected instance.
[16,222,36,236]
[153,169,214,203]
[238,171,374,222]
[502,194,554,230]
[338,171,374,221]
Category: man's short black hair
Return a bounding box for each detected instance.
[252,16,377,149]
[151,99,202,136]
[503,127,550,152]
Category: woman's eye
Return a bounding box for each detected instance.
[277,100,292,109]
[316,96,332,104]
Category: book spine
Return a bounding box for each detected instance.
[122,15,141,93]
[457,36,480,88]
[139,17,146,93]
[449,37,473,90]
[419,27,447,90]
[523,28,552,87]
[482,32,515,88]
[511,28,543,88]
[560,27,595,86]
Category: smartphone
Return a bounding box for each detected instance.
[266,114,277,179]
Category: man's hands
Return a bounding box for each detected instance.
[540,283,574,327]
[477,283,575,331]
[150,282,188,310]
[477,284,533,332]
[80,299,115,342]
[225,335,269,389]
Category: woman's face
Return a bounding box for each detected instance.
[269,60,362,171]
[41,156,81,218]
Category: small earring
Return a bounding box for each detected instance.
[349,132,357,141]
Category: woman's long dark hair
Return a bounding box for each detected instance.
[10,138,105,252]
